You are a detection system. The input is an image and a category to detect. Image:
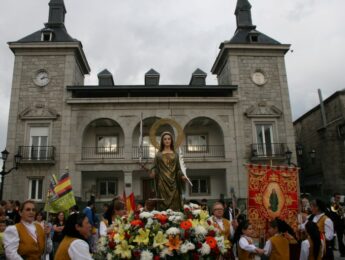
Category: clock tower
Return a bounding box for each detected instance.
[211,0,296,196]
[4,0,90,200]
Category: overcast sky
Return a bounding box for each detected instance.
[0,0,344,151]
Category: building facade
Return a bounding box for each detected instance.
[294,90,345,197]
[4,0,296,204]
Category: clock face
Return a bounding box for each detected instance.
[34,70,50,87]
[252,71,266,86]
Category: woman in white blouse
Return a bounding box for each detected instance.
[300,221,323,260]
[54,213,93,260]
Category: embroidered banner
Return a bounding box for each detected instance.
[246,164,299,238]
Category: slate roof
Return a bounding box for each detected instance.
[229,29,281,45]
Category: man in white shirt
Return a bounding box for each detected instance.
[309,199,334,260]
[3,200,52,260]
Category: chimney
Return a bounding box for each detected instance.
[189,68,207,86]
[97,69,114,86]
[145,69,160,86]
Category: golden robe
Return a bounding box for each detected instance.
[152,152,183,211]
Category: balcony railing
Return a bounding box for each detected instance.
[132,145,225,159]
[19,146,55,161]
[82,147,124,159]
[251,143,287,158]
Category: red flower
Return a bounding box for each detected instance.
[133,250,141,257]
[131,219,144,227]
[124,232,131,239]
[207,230,216,237]
[184,207,191,213]
[108,240,116,250]
[205,236,217,249]
[207,220,212,225]
[196,242,202,249]
[180,220,192,230]
[154,256,160,260]
[154,214,168,225]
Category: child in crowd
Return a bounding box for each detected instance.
[264,218,297,260]
[233,220,264,259]
[300,221,322,260]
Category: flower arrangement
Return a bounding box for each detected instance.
[95,203,232,260]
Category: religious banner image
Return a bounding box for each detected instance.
[246,164,299,238]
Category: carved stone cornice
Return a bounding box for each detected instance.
[19,103,59,120]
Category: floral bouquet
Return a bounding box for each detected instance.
[95,203,233,260]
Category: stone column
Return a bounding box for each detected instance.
[124,171,133,195]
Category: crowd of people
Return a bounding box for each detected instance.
[0,192,343,259]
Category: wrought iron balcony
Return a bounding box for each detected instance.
[82,147,124,159]
[132,145,225,159]
[251,143,287,158]
[18,146,55,161]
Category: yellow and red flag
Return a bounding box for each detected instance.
[44,173,76,213]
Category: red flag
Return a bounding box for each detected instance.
[126,192,136,213]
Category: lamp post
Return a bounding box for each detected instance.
[1,149,22,200]
[285,149,297,167]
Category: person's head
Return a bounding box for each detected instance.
[310,199,326,215]
[144,200,155,212]
[334,192,341,203]
[87,201,94,208]
[305,221,321,260]
[268,219,279,236]
[0,220,6,232]
[56,211,65,223]
[63,213,91,240]
[136,202,144,211]
[234,220,253,243]
[159,132,174,151]
[103,203,109,213]
[69,205,79,214]
[19,200,36,223]
[35,211,45,222]
[113,200,126,217]
[212,202,225,218]
[227,200,233,208]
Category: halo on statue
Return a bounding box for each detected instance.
[149,118,185,150]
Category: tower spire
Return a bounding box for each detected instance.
[235,0,255,30]
[47,0,66,27]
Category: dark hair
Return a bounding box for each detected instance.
[87,201,94,207]
[233,219,251,244]
[305,221,321,260]
[104,199,125,225]
[311,199,327,213]
[159,132,175,152]
[19,200,36,212]
[35,211,46,221]
[54,211,66,225]
[63,213,88,241]
[269,218,296,239]
[334,192,341,197]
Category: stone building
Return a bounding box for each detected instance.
[4,0,296,204]
[294,90,345,197]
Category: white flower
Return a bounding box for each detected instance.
[140,250,153,260]
[106,253,113,260]
[168,215,182,223]
[184,205,191,210]
[189,203,200,209]
[192,209,201,216]
[139,212,154,219]
[166,227,180,235]
[145,217,153,228]
[198,242,211,256]
[180,241,195,253]
[160,248,173,258]
[194,225,207,236]
[216,236,226,254]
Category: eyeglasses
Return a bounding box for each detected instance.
[213,208,224,211]
[24,208,36,212]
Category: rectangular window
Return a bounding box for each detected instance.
[98,180,117,197]
[142,136,159,158]
[29,127,49,159]
[255,124,274,156]
[190,177,210,196]
[187,135,207,152]
[29,179,43,200]
[97,136,118,153]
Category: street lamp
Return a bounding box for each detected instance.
[1,149,22,200]
[296,144,303,157]
[285,149,297,167]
